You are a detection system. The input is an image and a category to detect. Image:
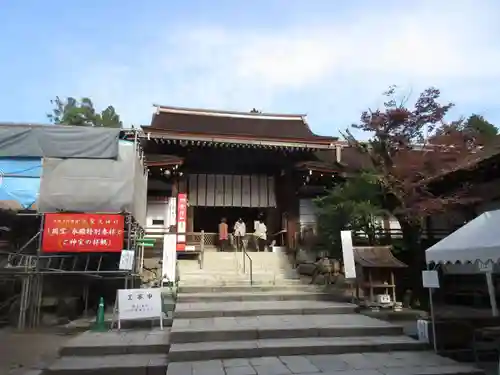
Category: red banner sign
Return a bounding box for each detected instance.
[176,193,187,251]
[42,213,124,253]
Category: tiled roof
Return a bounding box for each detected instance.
[421,136,500,184]
[145,106,337,143]
[354,246,407,268]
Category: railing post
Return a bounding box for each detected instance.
[242,240,246,273]
[249,256,253,286]
[200,230,205,269]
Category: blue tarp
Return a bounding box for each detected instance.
[0,158,41,209]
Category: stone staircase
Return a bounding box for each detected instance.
[42,251,484,375]
[177,251,299,286]
[43,330,169,375]
[169,283,425,361]
[167,251,484,374]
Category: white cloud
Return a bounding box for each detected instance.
[58,1,500,133]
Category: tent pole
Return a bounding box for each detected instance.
[485,271,498,317]
[427,264,438,353]
[429,287,437,353]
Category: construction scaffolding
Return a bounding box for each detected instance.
[0,213,147,329]
[0,127,149,329]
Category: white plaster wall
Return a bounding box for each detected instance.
[146,200,168,237]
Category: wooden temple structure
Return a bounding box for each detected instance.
[139,105,344,253]
[353,246,407,305]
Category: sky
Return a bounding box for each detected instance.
[0,0,499,137]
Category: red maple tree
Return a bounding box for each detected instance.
[344,86,481,300]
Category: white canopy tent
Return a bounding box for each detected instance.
[425,209,500,316]
[426,209,500,265]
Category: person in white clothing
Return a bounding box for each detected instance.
[234,218,246,251]
[255,219,267,252]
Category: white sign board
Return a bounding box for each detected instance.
[341,230,356,279]
[119,249,134,271]
[477,261,493,273]
[422,270,440,288]
[116,288,163,330]
[162,234,177,284]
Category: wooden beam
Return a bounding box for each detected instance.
[142,131,334,150]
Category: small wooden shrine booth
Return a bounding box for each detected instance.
[353,246,407,305]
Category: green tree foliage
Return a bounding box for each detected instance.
[435,114,497,145]
[315,173,387,254]
[47,96,123,128]
[463,114,498,141]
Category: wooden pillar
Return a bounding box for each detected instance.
[281,170,299,250]
[187,206,194,233]
[178,176,187,194]
[390,271,396,303]
[171,178,179,197]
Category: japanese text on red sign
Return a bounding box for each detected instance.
[42,214,124,253]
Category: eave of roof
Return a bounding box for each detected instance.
[422,141,500,186]
[141,128,338,149]
[145,154,184,167]
[353,246,407,268]
[294,161,342,173]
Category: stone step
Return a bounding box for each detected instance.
[176,290,343,303]
[174,300,357,318]
[179,271,295,277]
[45,353,167,375]
[170,314,403,343]
[189,273,299,278]
[178,278,302,287]
[180,267,295,273]
[167,336,427,361]
[179,281,300,288]
[178,279,300,286]
[59,329,170,357]
[166,352,484,374]
[177,283,317,294]
[179,270,295,277]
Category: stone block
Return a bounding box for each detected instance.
[279,355,320,373]
[225,366,257,375]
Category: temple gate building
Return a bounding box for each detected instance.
[141,105,343,254]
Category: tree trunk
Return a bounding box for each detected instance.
[399,219,429,309]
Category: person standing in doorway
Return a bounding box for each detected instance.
[219,218,229,252]
[234,218,246,251]
[255,219,267,252]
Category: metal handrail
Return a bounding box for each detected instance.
[199,230,205,269]
[241,245,253,285]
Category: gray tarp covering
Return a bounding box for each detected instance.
[37,141,147,227]
[0,124,119,159]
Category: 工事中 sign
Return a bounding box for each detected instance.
[116,288,163,329]
[42,213,124,253]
